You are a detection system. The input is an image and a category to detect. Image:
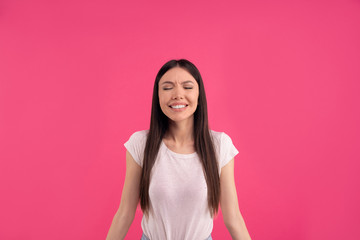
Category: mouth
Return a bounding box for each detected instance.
[168,104,189,112]
[169,104,188,109]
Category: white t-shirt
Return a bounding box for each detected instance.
[124,129,239,240]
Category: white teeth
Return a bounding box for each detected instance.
[171,105,186,109]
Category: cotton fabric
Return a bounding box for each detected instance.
[124,129,239,240]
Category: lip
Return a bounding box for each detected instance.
[169,105,188,112]
[168,103,188,112]
[169,102,188,107]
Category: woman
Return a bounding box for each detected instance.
[106,59,251,240]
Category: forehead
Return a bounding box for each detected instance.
[159,67,197,84]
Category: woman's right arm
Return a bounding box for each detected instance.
[106,150,142,240]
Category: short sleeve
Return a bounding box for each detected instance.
[123,130,148,167]
[219,132,239,169]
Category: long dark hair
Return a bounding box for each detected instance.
[140,59,220,219]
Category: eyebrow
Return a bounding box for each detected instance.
[161,81,194,85]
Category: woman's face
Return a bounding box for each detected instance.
[158,67,199,124]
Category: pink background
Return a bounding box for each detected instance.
[1,0,359,239]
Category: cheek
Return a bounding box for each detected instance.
[159,99,165,108]
[192,91,199,105]
[158,94,168,108]
[158,92,164,103]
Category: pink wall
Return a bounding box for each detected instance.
[1,0,359,239]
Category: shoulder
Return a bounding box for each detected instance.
[124,129,149,150]
[209,130,222,157]
[124,130,149,167]
[209,129,222,142]
[128,129,149,141]
[210,130,239,171]
[209,129,232,145]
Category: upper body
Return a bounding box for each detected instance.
[106,59,251,240]
[124,129,239,240]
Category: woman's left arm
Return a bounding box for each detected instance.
[220,158,252,240]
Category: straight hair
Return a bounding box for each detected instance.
[139,59,220,219]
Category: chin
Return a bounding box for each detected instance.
[168,115,194,123]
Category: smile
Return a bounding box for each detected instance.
[169,104,188,112]
[170,105,187,109]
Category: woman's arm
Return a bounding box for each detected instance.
[220,158,252,240]
[106,151,142,240]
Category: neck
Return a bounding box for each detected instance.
[165,117,194,144]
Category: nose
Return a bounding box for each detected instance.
[172,86,184,99]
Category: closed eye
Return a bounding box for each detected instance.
[163,87,193,90]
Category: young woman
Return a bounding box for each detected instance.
[106,59,251,240]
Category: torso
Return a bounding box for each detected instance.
[124,129,237,240]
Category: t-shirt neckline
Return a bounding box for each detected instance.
[161,140,198,159]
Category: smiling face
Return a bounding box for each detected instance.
[158,67,199,124]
